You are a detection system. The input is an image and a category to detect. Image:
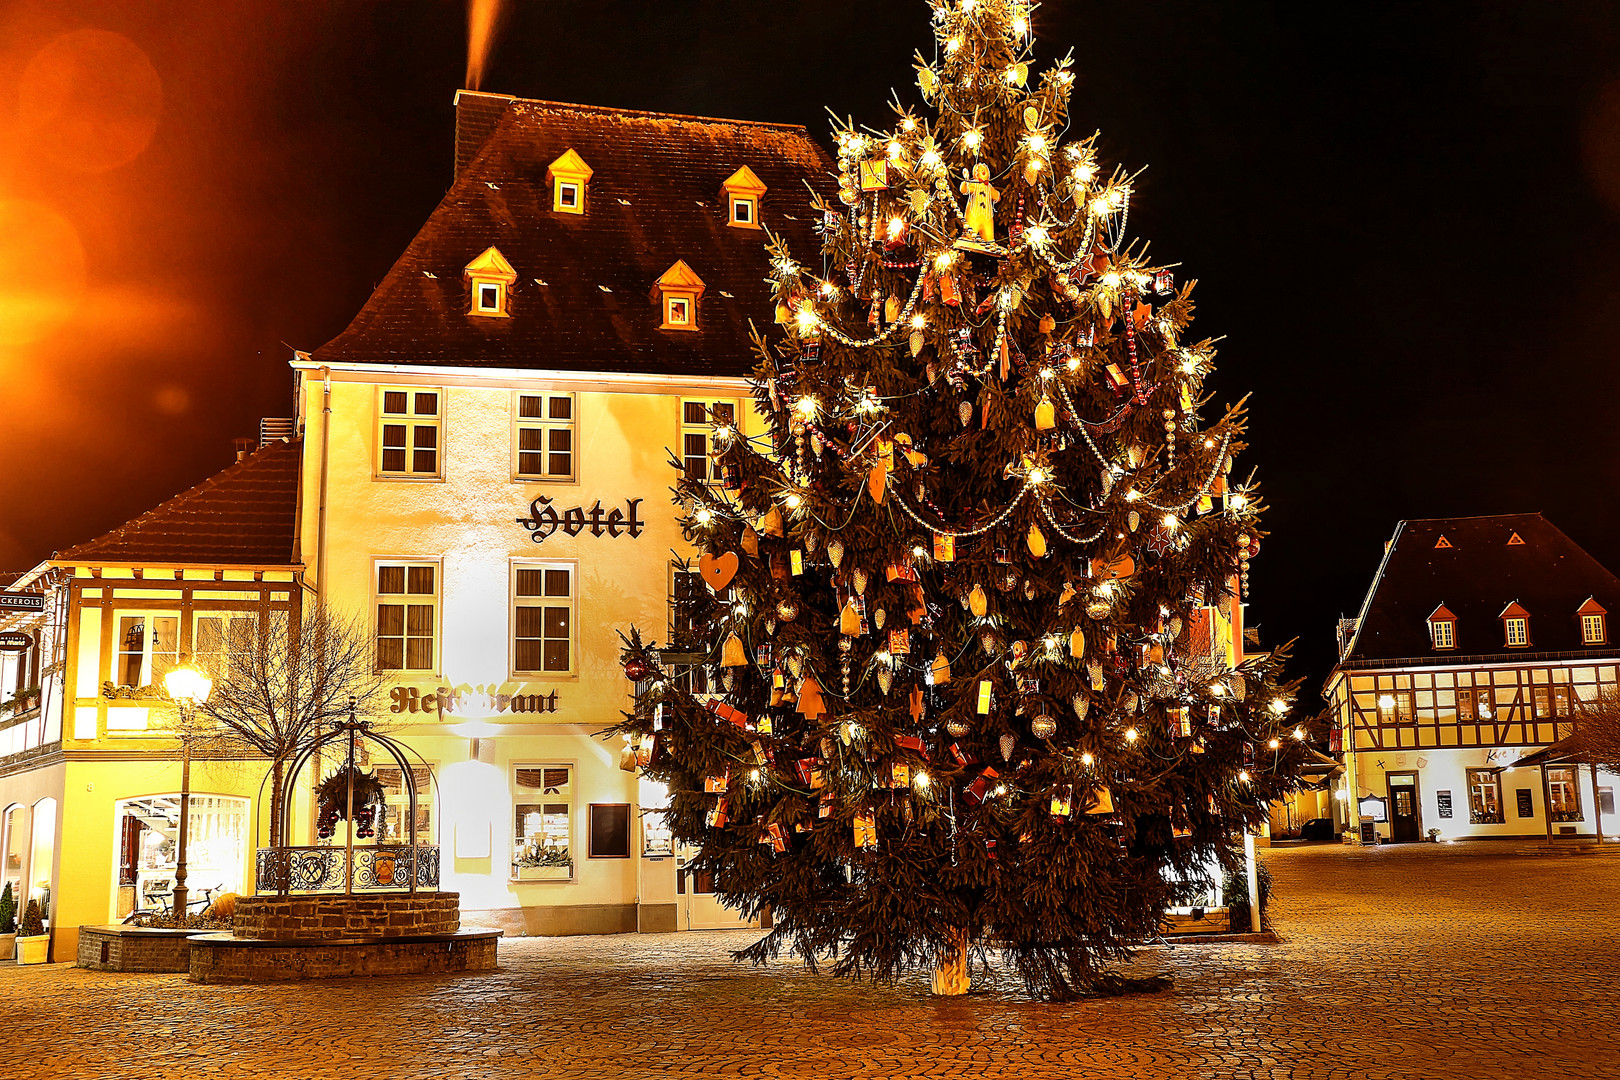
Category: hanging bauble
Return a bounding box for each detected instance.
[1069,628,1086,658]
[1128,509,1141,532]
[787,654,804,678]
[721,634,747,667]
[828,539,845,568]
[1031,714,1057,740]
[1088,661,1105,690]
[931,652,952,684]
[840,601,863,636]
[1000,733,1017,761]
[1086,599,1111,619]
[980,629,1000,655]
[804,532,819,554]
[874,607,887,630]
[623,657,651,682]
[776,600,798,623]
[1122,691,1139,713]
[1072,694,1090,721]
[741,526,760,557]
[911,330,926,357]
[999,568,1020,591]
[853,568,869,594]
[1024,581,1037,600]
[945,717,970,737]
[1027,524,1047,558]
[722,670,735,691]
[969,585,988,617]
[765,618,777,635]
[1232,674,1247,702]
[1168,616,1183,638]
[877,667,894,695]
[1034,396,1056,431]
[959,400,973,426]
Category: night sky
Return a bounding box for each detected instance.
[4,1,1620,705]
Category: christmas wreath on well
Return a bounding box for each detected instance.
[315,765,386,840]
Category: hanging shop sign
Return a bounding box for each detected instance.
[0,632,32,652]
[0,592,45,612]
[390,682,560,717]
[516,496,645,544]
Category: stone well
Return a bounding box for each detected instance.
[232,892,460,940]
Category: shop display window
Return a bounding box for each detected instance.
[114,795,247,918]
[512,764,572,877]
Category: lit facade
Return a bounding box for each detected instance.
[1328,514,1620,843]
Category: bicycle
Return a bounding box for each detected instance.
[121,883,224,926]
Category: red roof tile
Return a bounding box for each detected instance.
[56,440,301,567]
[312,95,835,376]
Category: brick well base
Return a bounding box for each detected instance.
[232,893,459,940]
[188,929,500,984]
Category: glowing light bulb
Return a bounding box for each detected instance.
[1270,698,1288,715]
[1027,132,1048,153]
[820,280,838,298]
[901,117,917,132]
[795,307,820,333]
[1081,752,1094,766]
[1013,16,1028,34]
[1101,271,1122,288]
[915,771,930,789]
[1229,493,1249,511]
[1268,738,1280,750]
[934,250,957,270]
[993,784,1007,796]
[1210,683,1226,697]
[1066,356,1081,371]
[1124,489,1140,502]
[1024,224,1049,246]
[946,36,962,53]
[785,494,803,510]
[714,424,733,440]
[910,313,926,329]
[1039,366,1054,379]
[695,508,713,525]
[886,140,903,160]
[750,768,762,782]
[920,148,942,169]
[1294,727,1306,740]
[962,128,983,150]
[887,216,907,240]
[1124,727,1138,743]
[1239,770,1250,783]
[795,395,819,418]
[912,545,927,558]
[1028,467,1048,484]
[1162,514,1179,531]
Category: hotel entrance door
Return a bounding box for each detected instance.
[676,850,758,931]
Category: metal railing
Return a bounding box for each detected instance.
[255,844,440,894]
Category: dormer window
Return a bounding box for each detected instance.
[653,260,705,331]
[464,246,517,319]
[547,148,593,216]
[1428,603,1457,650]
[1578,597,1608,645]
[1499,601,1531,648]
[721,166,767,230]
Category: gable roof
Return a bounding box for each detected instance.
[311,93,834,377]
[1337,513,1620,666]
[55,440,301,567]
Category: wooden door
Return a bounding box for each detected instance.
[1387,772,1421,843]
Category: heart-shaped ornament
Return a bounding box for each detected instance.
[698,551,739,591]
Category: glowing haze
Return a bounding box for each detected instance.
[465,0,505,90]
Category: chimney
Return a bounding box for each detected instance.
[232,437,255,462]
[453,90,514,180]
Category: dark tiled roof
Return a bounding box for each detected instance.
[56,440,301,566]
[312,94,835,376]
[1338,513,1620,665]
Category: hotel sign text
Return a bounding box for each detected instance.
[517,496,645,544]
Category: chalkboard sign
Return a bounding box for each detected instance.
[1436,790,1453,819]
[1516,788,1535,818]
[1359,818,1378,845]
[589,803,631,858]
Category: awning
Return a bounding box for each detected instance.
[1507,737,1583,770]
[1295,747,1344,780]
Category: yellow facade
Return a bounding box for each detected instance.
[293,359,764,933]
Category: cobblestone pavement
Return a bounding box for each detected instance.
[5,843,1620,1079]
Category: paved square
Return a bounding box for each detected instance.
[4,843,1619,1079]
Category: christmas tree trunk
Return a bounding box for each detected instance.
[616,0,1306,1000]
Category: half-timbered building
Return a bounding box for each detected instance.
[1328,513,1620,843]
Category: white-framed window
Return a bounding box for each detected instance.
[730,195,756,226]
[1582,612,1606,645]
[113,613,179,688]
[1467,768,1503,824]
[680,399,738,482]
[513,563,574,675]
[555,180,582,213]
[515,393,576,481]
[1548,765,1582,821]
[472,280,506,316]
[192,612,256,683]
[665,293,693,328]
[378,387,442,478]
[375,763,434,843]
[1504,617,1528,648]
[1375,691,1413,724]
[1430,619,1455,650]
[375,562,438,672]
[513,764,573,873]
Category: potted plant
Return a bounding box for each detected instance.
[0,882,16,959]
[513,842,572,881]
[15,898,48,964]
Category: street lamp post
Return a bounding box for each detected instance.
[163,662,213,921]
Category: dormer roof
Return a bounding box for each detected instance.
[546,147,594,183]
[1428,603,1457,623]
[1578,596,1607,616]
[721,165,768,196]
[464,246,517,283]
[311,95,833,377]
[1334,513,1620,667]
[654,260,706,296]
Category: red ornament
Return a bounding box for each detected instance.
[623,657,651,682]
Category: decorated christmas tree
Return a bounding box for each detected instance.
[616,0,1306,999]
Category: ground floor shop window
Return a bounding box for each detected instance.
[28,798,54,925]
[1547,766,1582,822]
[114,795,247,918]
[1467,769,1504,824]
[376,764,434,843]
[3,803,24,907]
[513,765,572,878]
